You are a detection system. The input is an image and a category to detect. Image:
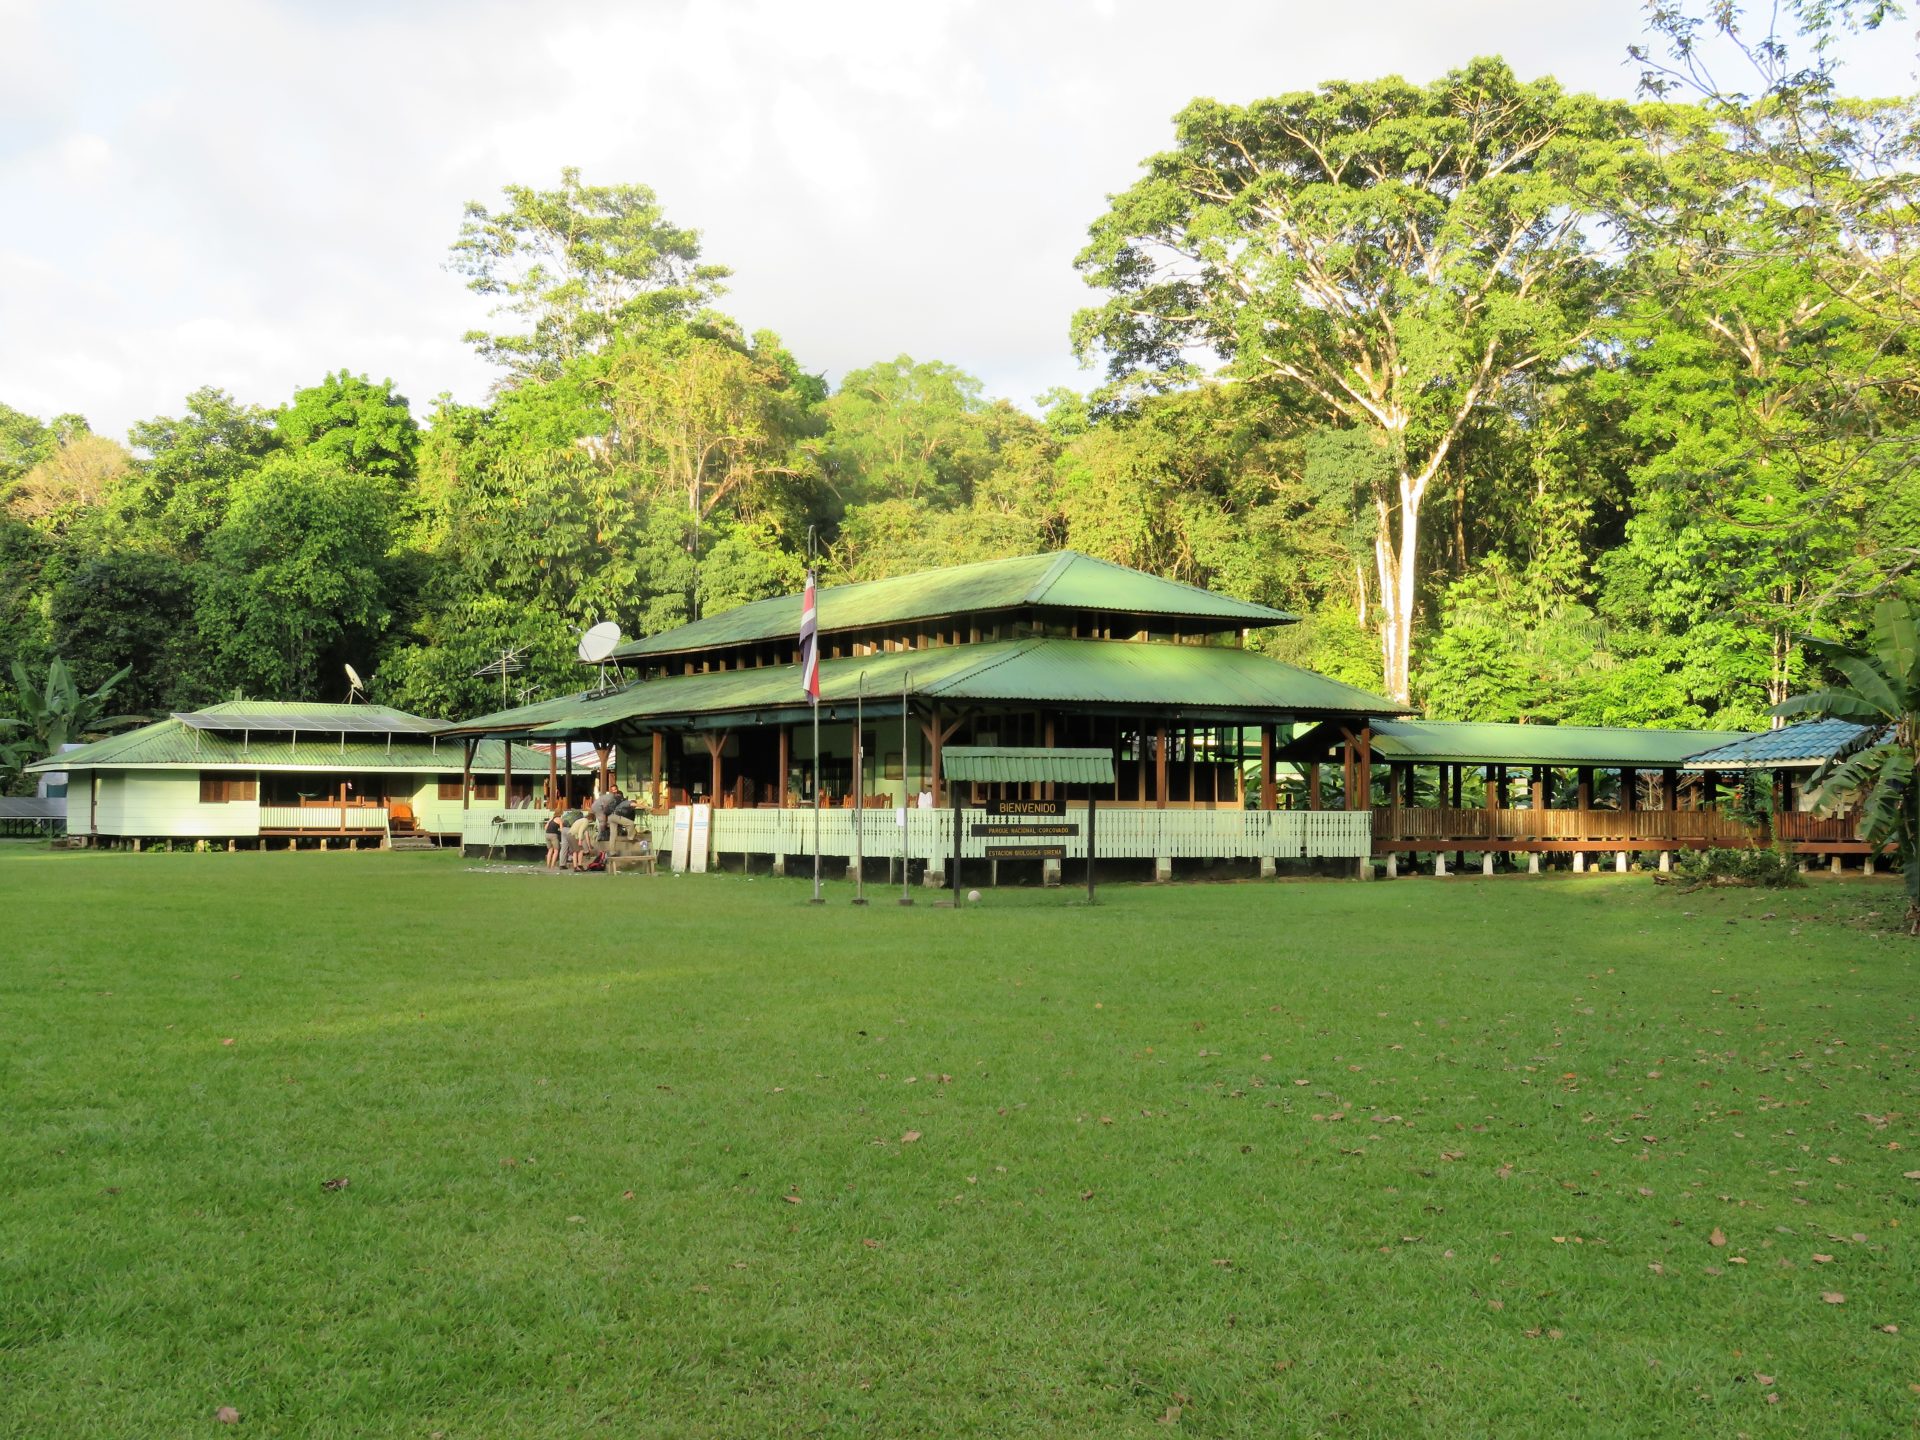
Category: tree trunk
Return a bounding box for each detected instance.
[1373,475,1422,704]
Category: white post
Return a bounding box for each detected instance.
[1614,852,1628,874]
[1660,851,1673,873]
[1865,853,1877,876]
[1830,854,1843,875]
[1572,851,1586,874]
[1260,855,1278,878]
[1384,853,1398,879]
[1155,856,1172,883]
[1434,852,1448,877]
[1527,853,1540,875]
[1481,852,1495,877]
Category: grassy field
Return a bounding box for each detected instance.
[1,849,1916,1438]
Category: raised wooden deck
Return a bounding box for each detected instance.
[1370,805,1875,854]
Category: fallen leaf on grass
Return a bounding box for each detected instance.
[621,1190,634,1200]
[900,1131,921,1144]
[1754,1373,1775,1385]
[215,1406,240,1423]
[1812,1253,1834,1263]
[861,1238,882,1249]
[1903,1170,1920,1180]
[1766,1393,1781,1405]
[566,1215,585,1224]
[782,1194,802,1205]
[319,1177,349,1192]
[220,1038,235,1047]
[1080,1189,1095,1201]
[1822,1292,1846,1304]
[1488,1299,1505,1310]
[1211,1258,1233,1268]
[1709,1228,1727,1247]
[1880,1324,1899,1334]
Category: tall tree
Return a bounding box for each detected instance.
[277,371,419,479]
[1075,57,1635,700]
[122,388,280,560]
[451,169,731,383]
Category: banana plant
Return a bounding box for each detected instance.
[2,658,145,772]
[1777,599,1918,933]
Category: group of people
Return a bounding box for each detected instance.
[543,785,649,872]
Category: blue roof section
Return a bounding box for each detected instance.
[1683,719,1880,769]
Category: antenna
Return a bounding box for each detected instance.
[578,621,623,691]
[344,663,366,703]
[470,646,529,708]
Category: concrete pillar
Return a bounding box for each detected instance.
[1830,854,1843,875]
[320,837,329,851]
[925,861,946,889]
[1527,853,1541,875]
[1660,851,1672,873]
[132,838,142,853]
[1865,854,1877,876]
[226,838,236,853]
[1434,852,1448,877]
[1615,852,1628,873]
[1384,853,1399,879]
[1260,856,1278,879]
[1572,851,1586,874]
[1154,855,1173,883]
[1042,857,1062,888]
[1355,856,1373,881]
[1482,852,1495,876]
[771,852,786,877]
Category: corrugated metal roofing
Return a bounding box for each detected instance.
[1682,719,1882,770]
[611,551,1297,660]
[1362,719,1744,768]
[440,637,1404,738]
[30,715,544,774]
[941,746,1117,785]
[172,701,444,734]
[0,797,63,820]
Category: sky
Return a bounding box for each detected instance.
[3,0,1915,442]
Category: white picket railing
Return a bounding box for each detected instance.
[259,805,389,831]
[708,806,1371,863]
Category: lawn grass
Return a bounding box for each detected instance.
[1,849,1916,1437]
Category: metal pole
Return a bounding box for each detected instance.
[852,672,867,905]
[900,670,913,905]
[1087,792,1098,905]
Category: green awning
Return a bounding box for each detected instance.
[941,747,1117,785]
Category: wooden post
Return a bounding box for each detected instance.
[1308,762,1322,811]
[1341,731,1356,808]
[1664,768,1678,812]
[704,732,727,805]
[1485,765,1498,811]
[777,726,791,808]
[503,742,513,810]
[1155,725,1168,810]
[1260,726,1277,810]
[564,744,574,806]
[1044,716,1056,801]
[1576,767,1592,811]
[595,745,612,792]
[1531,766,1546,811]
[1448,763,1462,809]
[1621,768,1637,813]
[462,738,475,812]
[1356,727,1373,811]
[652,731,666,812]
[546,745,558,807]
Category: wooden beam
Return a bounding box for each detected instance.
[1531,766,1546,811]
[778,725,790,808]
[1576,767,1592,811]
[1155,725,1168,810]
[1664,768,1678,812]
[1485,765,1498,811]
[652,731,665,813]
[462,738,475,812]
[1355,727,1373,812]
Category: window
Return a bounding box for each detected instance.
[199,775,257,804]
[437,776,463,800]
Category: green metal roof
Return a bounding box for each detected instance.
[612,551,1296,660]
[30,712,545,775]
[941,747,1117,785]
[1683,719,1883,770]
[1359,719,1745,769]
[442,637,1404,739]
[172,700,444,735]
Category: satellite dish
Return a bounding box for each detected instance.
[344,663,366,703]
[578,621,622,664]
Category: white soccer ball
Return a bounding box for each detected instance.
[967,889,982,903]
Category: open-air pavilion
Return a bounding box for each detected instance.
[1278,717,1882,874]
[438,550,1403,880]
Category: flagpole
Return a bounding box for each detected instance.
[852,670,867,905]
[899,669,913,906]
[807,527,823,905]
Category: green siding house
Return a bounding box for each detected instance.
[30,701,544,848]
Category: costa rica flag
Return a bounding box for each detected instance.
[799,570,819,704]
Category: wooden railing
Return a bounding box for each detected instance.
[1372,806,1863,848]
[259,803,389,831]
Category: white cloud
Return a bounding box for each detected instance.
[0,0,1912,439]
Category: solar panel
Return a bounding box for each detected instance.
[171,707,446,736]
